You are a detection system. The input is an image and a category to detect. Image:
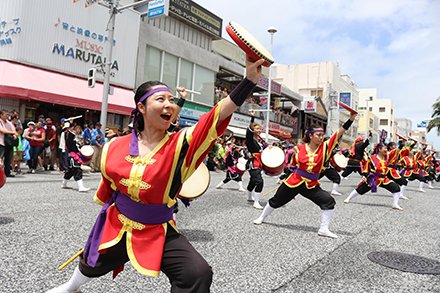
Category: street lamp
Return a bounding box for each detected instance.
[265,26,277,142]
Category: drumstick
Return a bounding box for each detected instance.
[261,185,280,198]
[66,115,82,121]
[58,248,84,270]
[176,87,201,95]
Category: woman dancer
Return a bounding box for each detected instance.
[341,132,371,180]
[253,112,357,239]
[215,143,247,192]
[344,143,403,210]
[46,57,264,293]
[245,109,268,209]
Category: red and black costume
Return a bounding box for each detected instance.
[245,116,267,193]
[341,135,370,178]
[77,99,231,290]
[270,130,340,210]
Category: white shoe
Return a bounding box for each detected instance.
[331,190,342,196]
[343,177,348,180]
[78,187,91,192]
[392,205,403,211]
[253,218,263,225]
[343,198,350,203]
[318,228,338,238]
[238,187,246,192]
[418,189,426,193]
[400,195,409,200]
[253,201,264,210]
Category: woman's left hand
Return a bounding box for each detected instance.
[176,87,188,99]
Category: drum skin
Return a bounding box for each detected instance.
[330,153,348,172]
[237,157,247,172]
[179,163,210,201]
[261,146,285,176]
[80,145,94,161]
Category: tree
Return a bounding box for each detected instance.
[427,96,440,134]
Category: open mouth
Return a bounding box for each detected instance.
[160,114,172,121]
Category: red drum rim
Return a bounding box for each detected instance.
[226,21,274,67]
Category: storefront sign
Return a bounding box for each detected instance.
[147,0,170,18]
[169,0,222,38]
[303,99,317,113]
[0,17,21,47]
[230,113,263,129]
[0,0,139,88]
[179,102,210,120]
[257,76,282,95]
[339,92,352,109]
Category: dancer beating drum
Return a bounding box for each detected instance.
[245,109,268,209]
[215,143,247,192]
[254,111,357,239]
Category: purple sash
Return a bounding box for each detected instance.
[83,191,173,267]
[399,167,414,176]
[295,169,320,181]
[368,172,386,193]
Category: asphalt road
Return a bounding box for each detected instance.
[1,169,439,293]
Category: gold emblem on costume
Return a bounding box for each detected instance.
[118,214,145,230]
[120,177,151,190]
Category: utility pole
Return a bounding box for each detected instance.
[99,0,149,131]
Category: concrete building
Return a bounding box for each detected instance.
[358,88,396,142]
[396,118,413,137]
[0,0,302,140]
[272,62,359,147]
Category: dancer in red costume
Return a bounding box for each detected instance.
[253,111,357,239]
[46,57,265,293]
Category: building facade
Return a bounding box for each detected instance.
[272,62,360,147]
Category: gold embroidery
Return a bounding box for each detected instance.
[120,178,151,190]
[125,155,156,166]
[118,214,145,230]
[306,153,318,172]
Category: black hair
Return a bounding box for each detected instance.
[302,124,323,143]
[387,141,396,151]
[134,80,168,132]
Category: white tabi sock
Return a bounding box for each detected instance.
[392,192,403,210]
[46,266,91,293]
[237,181,246,192]
[419,181,426,192]
[318,209,338,238]
[253,192,264,209]
[253,203,274,224]
[344,190,359,203]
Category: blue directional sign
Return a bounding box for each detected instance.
[147,0,169,18]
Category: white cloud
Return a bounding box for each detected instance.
[195,0,440,146]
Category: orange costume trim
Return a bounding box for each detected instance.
[92,100,231,277]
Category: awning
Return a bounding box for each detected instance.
[0,60,134,115]
[227,126,279,142]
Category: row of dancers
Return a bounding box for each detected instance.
[46,57,436,293]
[215,115,437,239]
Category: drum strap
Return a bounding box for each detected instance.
[83,191,173,267]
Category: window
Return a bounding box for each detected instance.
[369,107,372,112]
[369,96,373,101]
[179,59,193,91]
[380,119,388,126]
[163,52,178,88]
[194,65,215,105]
[144,46,161,81]
[379,107,386,112]
[369,118,374,128]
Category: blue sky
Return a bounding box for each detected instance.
[195,0,440,147]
